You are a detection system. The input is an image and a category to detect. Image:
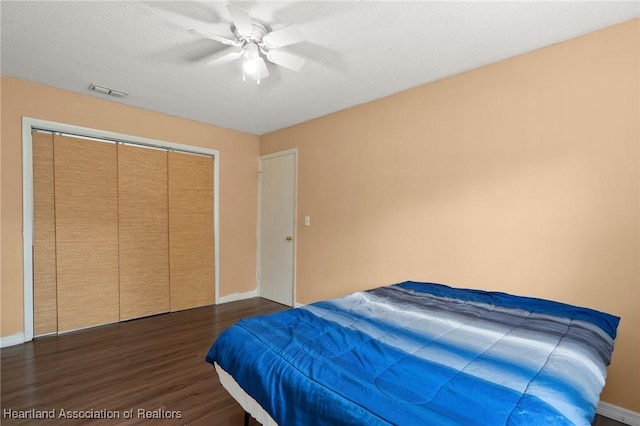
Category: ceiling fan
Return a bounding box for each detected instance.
[189,4,305,84]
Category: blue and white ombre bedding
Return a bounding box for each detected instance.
[206,281,619,426]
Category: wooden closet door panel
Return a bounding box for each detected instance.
[118,144,170,320]
[32,131,58,335]
[54,135,119,332]
[168,151,215,311]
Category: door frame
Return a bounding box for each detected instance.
[22,117,220,342]
[257,148,298,306]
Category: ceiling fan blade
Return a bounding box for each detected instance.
[263,25,304,48]
[227,4,253,38]
[266,49,305,72]
[253,57,270,82]
[205,46,243,67]
[189,29,240,46]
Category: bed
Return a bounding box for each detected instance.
[205,281,619,425]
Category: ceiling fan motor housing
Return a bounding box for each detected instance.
[231,19,271,53]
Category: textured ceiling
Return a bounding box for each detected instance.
[1,1,638,135]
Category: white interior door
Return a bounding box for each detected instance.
[259,150,296,306]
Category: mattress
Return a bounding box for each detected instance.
[215,362,277,426]
[206,281,619,425]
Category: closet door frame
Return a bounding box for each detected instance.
[22,117,220,342]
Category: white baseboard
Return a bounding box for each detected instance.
[0,332,26,348]
[598,401,640,426]
[294,302,306,308]
[218,290,257,304]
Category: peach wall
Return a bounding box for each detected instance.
[261,19,639,412]
[1,76,259,337]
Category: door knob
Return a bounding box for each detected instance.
[285,236,293,241]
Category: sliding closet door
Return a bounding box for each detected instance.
[118,144,170,320]
[168,151,215,311]
[54,135,119,332]
[32,131,57,335]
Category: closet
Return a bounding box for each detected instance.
[32,131,215,335]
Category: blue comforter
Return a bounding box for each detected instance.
[206,281,619,425]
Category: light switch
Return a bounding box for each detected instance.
[304,216,310,226]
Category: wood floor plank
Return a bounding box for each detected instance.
[0,297,626,426]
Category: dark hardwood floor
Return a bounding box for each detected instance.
[1,298,626,426]
[1,298,286,425]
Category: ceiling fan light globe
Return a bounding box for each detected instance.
[244,58,258,75]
